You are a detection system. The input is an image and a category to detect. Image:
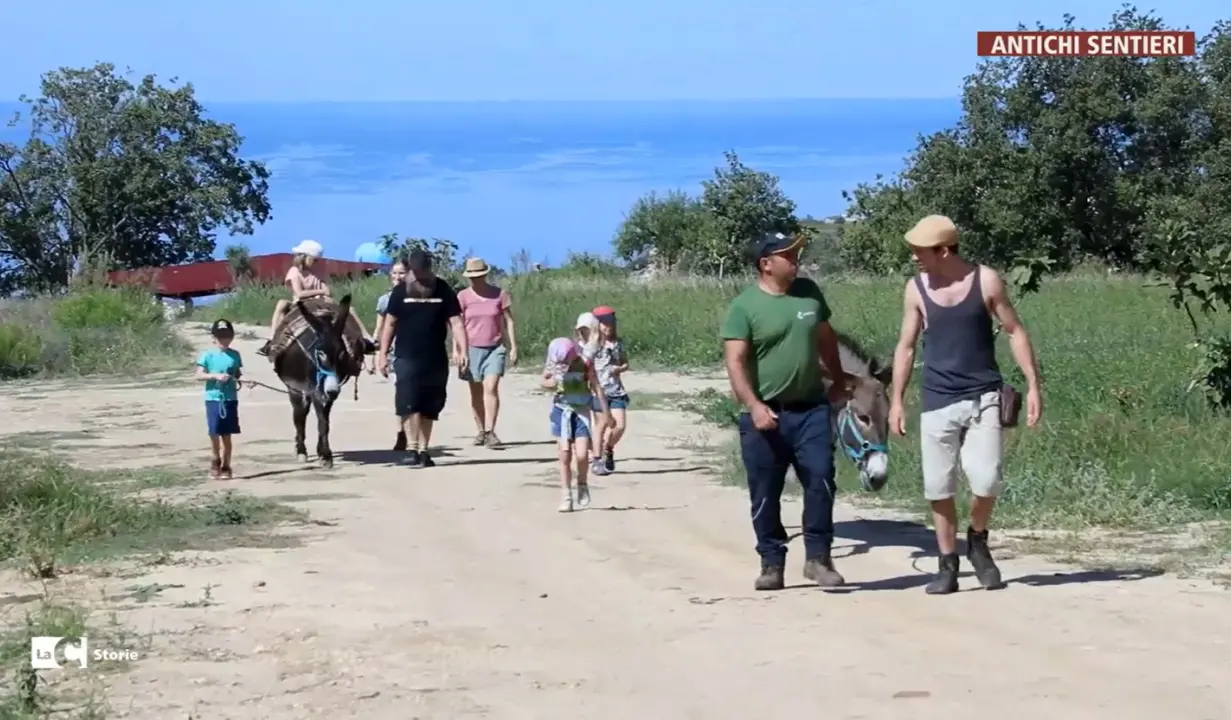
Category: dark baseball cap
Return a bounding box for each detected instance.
[406,248,432,271]
[211,318,235,336]
[752,232,804,259]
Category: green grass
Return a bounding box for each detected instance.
[0,447,304,716]
[0,286,189,379]
[218,270,1231,536]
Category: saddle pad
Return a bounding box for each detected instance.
[267,297,364,362]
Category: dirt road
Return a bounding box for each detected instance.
[3,323,1229,719]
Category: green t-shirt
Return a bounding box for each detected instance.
[719,277,832,404]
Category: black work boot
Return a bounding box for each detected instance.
[405,450,424,468]
[925,553,961,595]
[966,527,1004,589]
[802,553,846,587]
[754,563,786,591]
[393,431,407,452]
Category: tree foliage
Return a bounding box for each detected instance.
[612,151,800,275]
[840,7,1231,402]
[377,233,460,274]
[0,62,271,295]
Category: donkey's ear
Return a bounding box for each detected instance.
[296,300,327,334]
[333,294,353,334]
[871,359,893,387]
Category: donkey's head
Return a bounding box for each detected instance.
[294,294,355,400]
[827,335,892,492]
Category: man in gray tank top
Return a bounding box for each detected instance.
[888,215,1042,594]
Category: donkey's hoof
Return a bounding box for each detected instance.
[297,453,310,463]
[318,457,334,470]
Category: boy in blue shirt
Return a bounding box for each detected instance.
[196,319,243,478]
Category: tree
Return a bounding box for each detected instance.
[377,233,460,274]
[839,6,1214,279]
[701,151,801,276]
[612,189,717,271]
[0,63,271,295]
[611,153,801,276]
[224,243,254,283]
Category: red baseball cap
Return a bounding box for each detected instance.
[593,305,615,317]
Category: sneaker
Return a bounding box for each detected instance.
[925,553,961,595]
[473,431,487,446]
[754,564,786,591]
[405,450,425,468]
[603,450,615,472]
[256,340,271,357]
[420,451,436,468]
[209,458,222,479]
[590,457,610,476]
[966,527,1004,589]
[576,483,591,508]
[219,465,233,480]
[558,493,574,513]
[393,431,407,452]
[484,431,501,448]
[802,555,846,587]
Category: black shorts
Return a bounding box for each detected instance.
[393,358,448,420]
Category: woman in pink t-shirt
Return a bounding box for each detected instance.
[457,257,519,448]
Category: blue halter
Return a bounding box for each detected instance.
[836,405,889,491]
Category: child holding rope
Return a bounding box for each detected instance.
[196,319,243,479]
[542,337,611,512]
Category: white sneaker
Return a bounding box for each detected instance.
[558,493,574,513]
[576,483,591,508]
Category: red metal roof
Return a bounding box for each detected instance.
[106,253,384,298]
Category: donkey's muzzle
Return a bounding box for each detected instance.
[860,452,889,492]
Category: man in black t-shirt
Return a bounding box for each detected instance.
[377,249,469,467]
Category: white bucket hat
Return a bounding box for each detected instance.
[575,311,597,330]
[291,239,324,258]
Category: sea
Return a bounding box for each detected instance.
[0,99,961,267]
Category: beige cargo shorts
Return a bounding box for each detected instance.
[919,390,1003,501]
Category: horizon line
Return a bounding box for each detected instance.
[0,96,964,105]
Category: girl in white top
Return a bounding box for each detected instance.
[258,239,376,356]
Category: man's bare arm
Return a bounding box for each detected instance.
[449,315,469,356]
[379,315,397,355]
[984,268,1040,391]
[816,322,850,387]
[891,281,924,406]
[723,339,761,410]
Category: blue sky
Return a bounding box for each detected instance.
[0,1,1223,102]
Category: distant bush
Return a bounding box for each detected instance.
[0,286,188,378]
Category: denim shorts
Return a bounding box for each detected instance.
[550,405,592,440]
[205,400,240,437]
[592,393,630,411]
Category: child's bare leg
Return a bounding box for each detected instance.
[574,435,592,507]
[209,436,222,477]
[591,410,606,461]
[608,408,627,448]
[269,299,289,338]
[221,436,233,467]
[557,440,574,512]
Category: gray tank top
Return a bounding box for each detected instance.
[915,270,1003,412]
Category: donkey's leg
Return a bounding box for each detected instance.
[292,391,311,462]
[314,396,335,469]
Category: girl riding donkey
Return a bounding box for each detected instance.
[257,239,378,358]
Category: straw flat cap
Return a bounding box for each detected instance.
[904,215,959,248]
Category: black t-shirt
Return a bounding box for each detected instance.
[386,279,460,371]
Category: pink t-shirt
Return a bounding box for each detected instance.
[458,286,510,347]
[285,266,324,293]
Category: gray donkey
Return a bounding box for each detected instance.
[826,333,892,491]
[269,294,364,469]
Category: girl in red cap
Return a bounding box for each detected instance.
[590,306,630,474]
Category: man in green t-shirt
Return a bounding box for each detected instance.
[720,232,852,591]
